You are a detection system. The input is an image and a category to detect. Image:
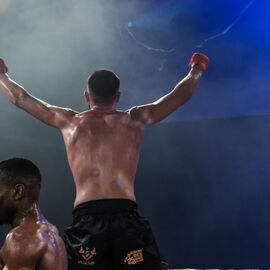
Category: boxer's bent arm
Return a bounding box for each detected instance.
[129,68,202,125]
[0,73,77,129]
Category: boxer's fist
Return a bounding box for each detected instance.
[0,58,8,73]
[188,53,209,72]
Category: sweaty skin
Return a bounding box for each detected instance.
[0,205,67,270]
[63,109,144,205]
[0,67,202,207]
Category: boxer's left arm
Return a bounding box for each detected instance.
[0,58,77,129]
[0,73,78,129]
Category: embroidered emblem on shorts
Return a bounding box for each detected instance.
[124,249,144,265]
[77,246,96,265]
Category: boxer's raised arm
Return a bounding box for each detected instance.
[0,73,77,129]
[128,53,209,125]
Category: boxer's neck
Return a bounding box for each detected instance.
[91,104,116,111]
[12,202,41,228]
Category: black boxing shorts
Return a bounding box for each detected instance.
[63,199,167,270]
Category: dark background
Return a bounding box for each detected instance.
[0,0,269,268]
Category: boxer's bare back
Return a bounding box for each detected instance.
[62,108,144,206]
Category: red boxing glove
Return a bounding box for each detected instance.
[0,58,8,73]
[188,53,209,72]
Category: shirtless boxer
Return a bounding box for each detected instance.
[0,158,67,270]
[0,53,209,269]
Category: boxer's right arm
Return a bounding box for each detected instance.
[0,73,77,129]
[128,53,209,126]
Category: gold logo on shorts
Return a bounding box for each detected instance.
[124,249,144,265]
[77,246,96,265]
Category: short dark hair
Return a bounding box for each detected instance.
[87,69,120,105]
[0,158,41,200]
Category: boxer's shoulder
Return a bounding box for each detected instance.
[2,225,46,262]
[5,224,46,247]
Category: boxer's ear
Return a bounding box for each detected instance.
[115,91,121,103]
[12,184,25,201]
[0,58,8,73]
[84,90,90,103]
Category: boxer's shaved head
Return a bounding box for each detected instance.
[0,158,41,225]
[87,69,120,105]
[0,158,41,202]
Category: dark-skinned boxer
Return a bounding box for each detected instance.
[0,158,67,270]
[0,53,209,269]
